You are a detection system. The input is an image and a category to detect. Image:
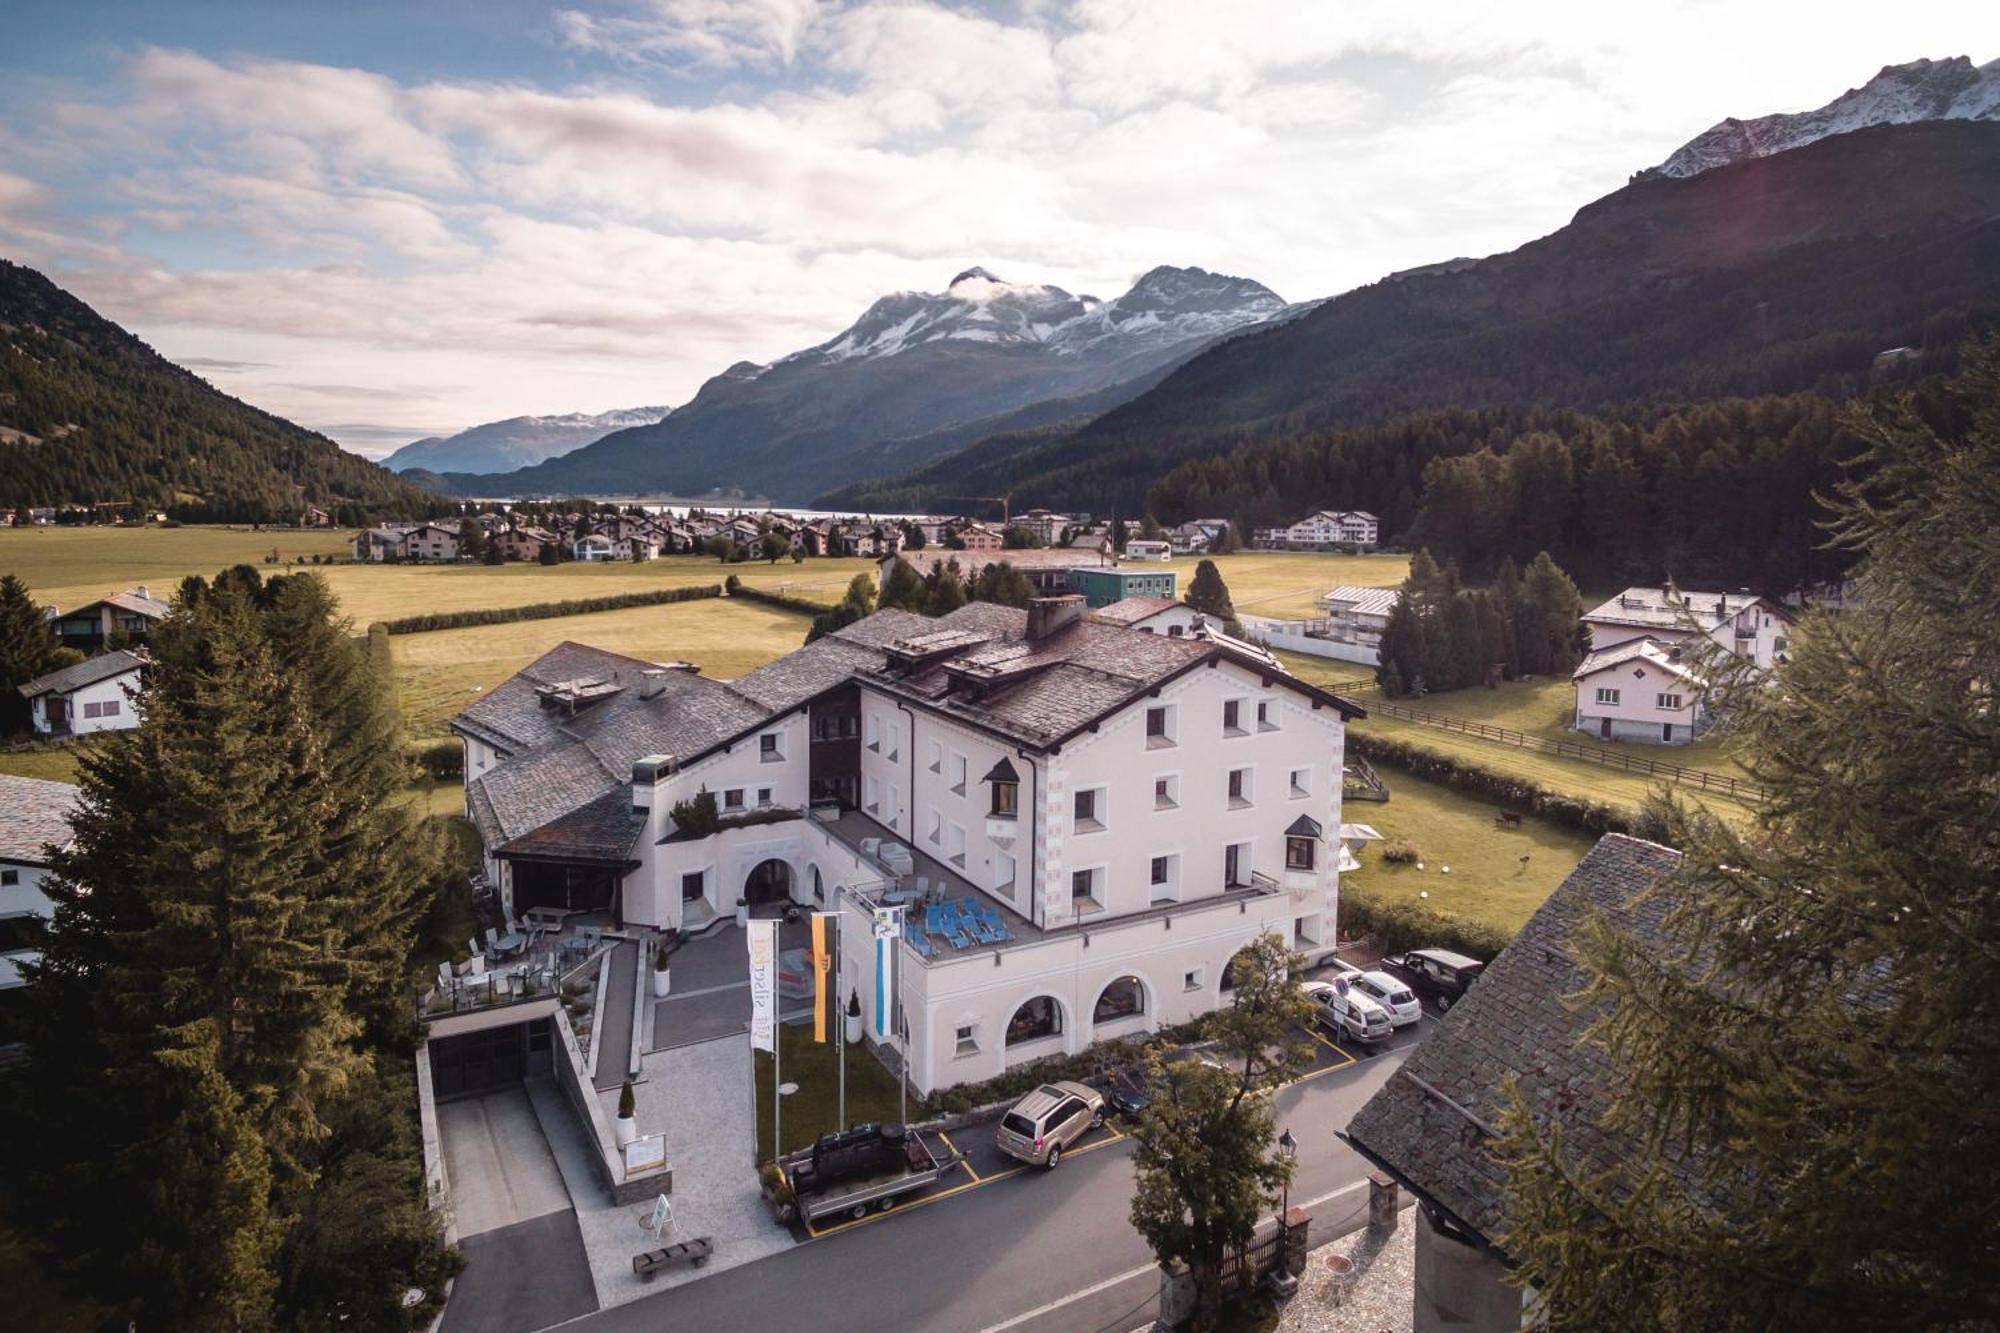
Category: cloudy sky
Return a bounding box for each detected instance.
[0,1,1988,456]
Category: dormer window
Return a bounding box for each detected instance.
[984,757,1020,819]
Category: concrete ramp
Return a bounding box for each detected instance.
[438,1087,573,1238]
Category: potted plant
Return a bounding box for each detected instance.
[845,989,864,1044]
[758,1160,796,1224]
[615,1080,639,1148]
[652,941,672,999]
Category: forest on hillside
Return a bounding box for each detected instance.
[0,261,444,522]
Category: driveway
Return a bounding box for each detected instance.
[437,1088,572,1236]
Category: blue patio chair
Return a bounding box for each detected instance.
[925,904,941,936]
[950,929,972,950]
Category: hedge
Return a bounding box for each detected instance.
[726,583,831,616]
[1337,884,1514,961]
[409,739,463,780]
[1349,731,1671,843]
[920,1016,1215,1116]
[376,584,721,634]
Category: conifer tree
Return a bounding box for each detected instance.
[1184,559,1235,619]
[1491,342,2000,1329]
[0,572,56,733]
[878,556,925,612]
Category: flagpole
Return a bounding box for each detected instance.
[896,906,908,1128]
[774,996,783,1160]
[836,910,847,1132]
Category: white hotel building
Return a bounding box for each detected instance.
[454,597,1364,1095]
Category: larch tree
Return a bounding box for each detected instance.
[1490,342,2000,1330]
[0,572,57,733]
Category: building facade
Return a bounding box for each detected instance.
[1581,587,1794,671]
[1571,639,1707,744]
[454,599,1362,1095]
[0,774,80,996]
[17,650,146,737]
[1068,565,1179,609]
[1257,510,1380,551]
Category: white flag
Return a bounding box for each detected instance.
[746,918,777,1053]
[872,908,897,1042]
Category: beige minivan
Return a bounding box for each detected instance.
[995,1081,1106,1168]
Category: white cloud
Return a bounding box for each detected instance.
[0,2,1988,449]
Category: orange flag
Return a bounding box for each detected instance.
[811,912,831,1043]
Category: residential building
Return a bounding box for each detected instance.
[1167,519,1230,555]
[1317,586,1399,660]
[17,649,146,737]
[492,525,557,561]
[1012,509,1073,546]
[1345,834,1684,1332]
[48,587,170,652]
[299,505,333,527]
[1571,638,1708,744]
[351,526,405,562]
[886,548,1109,598]
[351,523,461,562]
[1581,586,1795,671]
[572,533,616,562]
[1068,565,1179,609]
[957,523,1006,553]
[0,773,80,995]
[453,598,1364,1095]
[1257,510,1380,551]
[1088,596,1203,637]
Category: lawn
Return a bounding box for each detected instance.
[0,523,876,625]
[1160,551,1410,620]
[0,742,87,784]
[1342,767,1597,933]
[754,1019,921,1160]
[391,595,819,738]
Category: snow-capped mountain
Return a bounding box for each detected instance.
[383,405,672,474]
[436,264,1287,501]
[781,265,1284,367]
[1645,55,2000,180]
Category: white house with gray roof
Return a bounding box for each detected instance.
[17,649,146,737]
[452,595,1365,1095]
[0,773,80,993]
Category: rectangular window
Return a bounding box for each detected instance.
[995,851,1017,892]
[1228,768,1252,808]
[82,701,101,718]
[866,714,880,751]
[1656,692,1682,710]
[756,787,772,807]
[989,780,1018,818]
[1222,699,1244,736]
[1145,705,1174,748]
[1286,836,1316,872]
[1225,842,1250,888]
[947,822,966,867]
[927,807,942,845]
[680,870,705,902]
[955,1024,979,1056]
[1184,967,1204,993]
[927,739,942,773]
[951,753,967,795]
[723,789,745,810]
[759,733,781,762]
[1256,700,1276,731]
[1073,788,1104,833]
[1154,774,1179,810]
[864,776,879,814]
[1071,868,1095,900]
[1289,767,1310,798]
[1595,687,1621,706]
[1150,855,1169,885]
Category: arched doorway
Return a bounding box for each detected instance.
[1093,976,1146,1024]
[745,858,793,908]
[1219,946,1258,994]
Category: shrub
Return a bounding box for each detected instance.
[666,789,720,840]
[412,739,462,779]
[376,583,721,634]
[1381,838,1422,864]
[725,574,742,594]
[1338,885,1513,960]
[727,583,828,616]
[618,1081,636,1119]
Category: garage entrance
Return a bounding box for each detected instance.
[430,1016,556,1101]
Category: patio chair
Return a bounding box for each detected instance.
[949,928,972,950]
[466,936,481,960]
[436,962,453,993]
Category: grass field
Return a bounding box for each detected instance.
[1159,551,1410,620]
[1342,768,1595,933]
[391,595,819,738]
[755,1020,920,1160]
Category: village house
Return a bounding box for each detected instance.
[0,773,80,996]
[17,649,146,738]
[351,523,461,562]
[1256,509,1380,551]
[1345,834,1686,1332]
[1571,637,1708,744]
[47,587,171,653]
[491,525,557,561]
[298,505,333,527]
[572,533,616,562]
[452,597,1363,1095]
[1069,564,1179,609]
[1580,586,1794,671]
[956,522,1007,553]
[1088,596,1204,637]
[1011,509,1072,546]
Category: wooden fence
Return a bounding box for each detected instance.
[1363,698,1767,802]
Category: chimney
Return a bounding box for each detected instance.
[1025,594,1085,641]
[1714,597,1726,619]
[134,585,149,600]
[631,754,675,815]
[639,668,668,700]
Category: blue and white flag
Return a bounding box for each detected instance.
[871,907,897,1041]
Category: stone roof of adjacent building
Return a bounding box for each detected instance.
[1572,636,1704,684]
[18,648,147,699]
[1344,834,1688,1248]
[64,589,171,621]
[0,772,80,864]
[497,787,647,864]
[1088,596,1183,627]
[1582,586,1790,634]
[1320,585,1400,617]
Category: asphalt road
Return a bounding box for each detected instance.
[553,1032,1415,1333]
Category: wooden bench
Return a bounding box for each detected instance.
[632,1238,712,1280]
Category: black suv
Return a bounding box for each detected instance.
[1379,948,1485,1012]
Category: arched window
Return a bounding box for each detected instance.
[1006,996,1062,1045]
[811,865,824,904]
[1094,976,1145,1023]
[1219,946,1258,993]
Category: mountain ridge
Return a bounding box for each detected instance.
[383,405,673,474]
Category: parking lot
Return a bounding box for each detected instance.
[784,981,1430,1243]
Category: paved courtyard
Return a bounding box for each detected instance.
[651,918,810,1050]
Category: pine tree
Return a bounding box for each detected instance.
[0,572,56,734]
[1185,559,1235,619]
[1490,341,2000,1330]
[1517,551,1584,676]
[921,562,968,615]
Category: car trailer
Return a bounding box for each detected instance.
[780,1123,957,1223]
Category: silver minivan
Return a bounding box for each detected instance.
[995,1081,1106,1168]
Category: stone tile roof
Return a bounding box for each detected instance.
[0,772,80,864]
[498,787,646,864]
[1572,636,1704,684]
[727,612,929,711]
[451,641,654,754]
[1089,596,1182,626]
[1582,586,1789,634]
[1343,834,1686,1246]
[17,648,146,698]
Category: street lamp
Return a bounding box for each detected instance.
[1277,1127,1298,1222]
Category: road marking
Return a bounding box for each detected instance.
[972,1179,1374,1333]
[940,1131,981,1183]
